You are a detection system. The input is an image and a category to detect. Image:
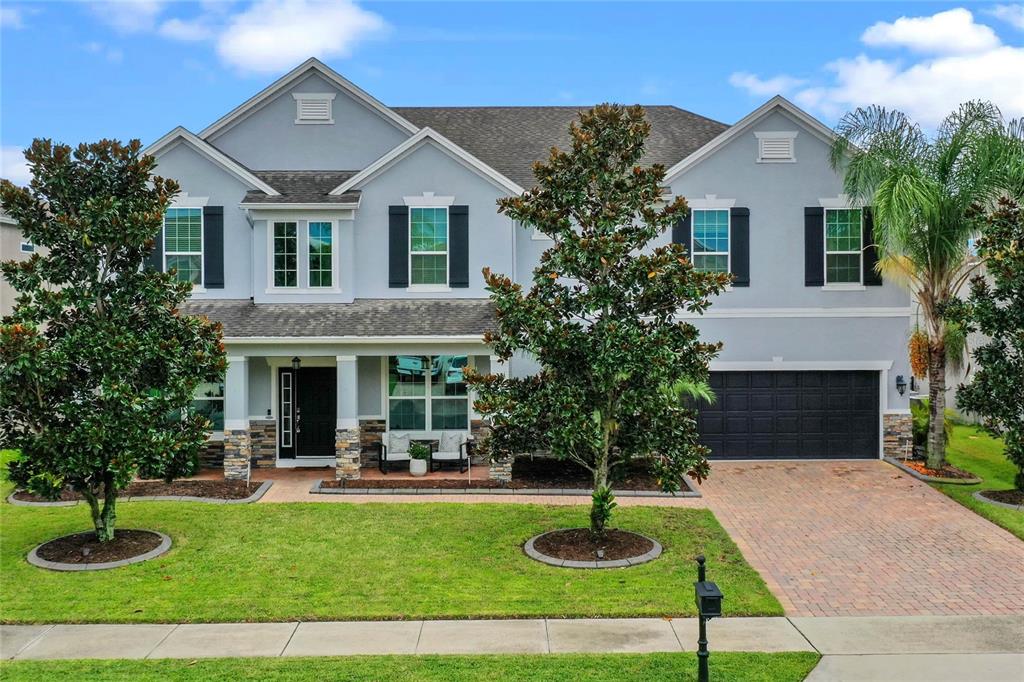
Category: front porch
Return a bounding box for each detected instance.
[217,350,506,482]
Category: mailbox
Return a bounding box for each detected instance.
[695,580,723,618]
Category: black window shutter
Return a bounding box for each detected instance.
[730,207,750,287]
[862,207,882,286]
[145,223,164,272]
[672,211,692,255]
[804,207,825,286]
[203,206,225,289]
[389,205,409,288]
[449,205,469,288]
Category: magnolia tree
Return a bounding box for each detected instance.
[0,139,225,542]
[947,199,1024,490]
[467,105,729,537]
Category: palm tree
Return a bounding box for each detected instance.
[830,101,1008,469]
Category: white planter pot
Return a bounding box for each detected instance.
[409,458,428,477]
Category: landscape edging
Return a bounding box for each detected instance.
[7,480,273,507]
[309,477,700,498]
[883,457,982,485]
[972,490,1024,511]
[523,528,663,569]
[27,530,172,572]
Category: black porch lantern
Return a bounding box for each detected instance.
[291,356,302,372]
[895,374,907,397]
[694,555,724,682]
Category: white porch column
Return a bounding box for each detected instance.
[223,356,250,480]
[335,355,361,480]
[485,354,510,483]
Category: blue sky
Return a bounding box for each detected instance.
[2,1,1023,183]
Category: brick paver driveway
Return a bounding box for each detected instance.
[698,460,1024,617]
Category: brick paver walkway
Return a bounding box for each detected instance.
[698,461,1024,617]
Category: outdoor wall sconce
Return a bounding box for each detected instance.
[291,356,301,372]
[694,555,724,682]
[896,374,907,396]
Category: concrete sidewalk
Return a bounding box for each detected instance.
[3,614,1023,680]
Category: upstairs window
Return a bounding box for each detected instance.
[308,221,333,288]
[825,208,862,284]
[691,209,730,273]
[273,222,298,287]
[293,93,336,124]
[755,131,797,162]
[409,207,448,286]
[164,208,203,285]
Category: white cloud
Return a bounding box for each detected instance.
[89,0,167,34]
[1,7,25,29]
[728,72,806,97]
[861,8,999,54]
[158,17,215,42]
[1,147,32,187]
[987,4,1024,30]
[216,0,387,74]
[83,40,124,63]
[730,8,1024,128]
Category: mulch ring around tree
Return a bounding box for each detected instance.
[323,458,666,491]
[28,529,171,571]
[11,479,262,503]
[902,459,978,480]
[976,489,1024,508]
[524,528,663,569]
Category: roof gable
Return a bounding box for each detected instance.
[662,96,836,182]
[143,127,279,195]
[200,58,418,141]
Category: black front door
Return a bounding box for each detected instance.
[278,367,337,459]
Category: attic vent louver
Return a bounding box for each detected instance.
[293,93,336,124]
[755,131,797,162]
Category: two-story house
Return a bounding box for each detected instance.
[137,58,913,480]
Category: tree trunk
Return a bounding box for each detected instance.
[83,475,118,542]
[590,449,610,537]
[926,342,948,470]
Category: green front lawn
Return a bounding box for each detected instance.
[0,653,820,682]
[0,452,780,623]
[933,426,1024,540]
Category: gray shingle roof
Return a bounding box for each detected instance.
[242,170,361,204]
[182,298,496,338]
[392,106,729,188]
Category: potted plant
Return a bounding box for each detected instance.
[409,442,430,477]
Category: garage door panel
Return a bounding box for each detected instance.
[698,371,878,460]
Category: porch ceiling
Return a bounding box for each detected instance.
[182,298,497,338]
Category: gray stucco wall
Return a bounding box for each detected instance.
[152,142,253,300]
[357,355,383,417]
[206,73,411,171]
[248,357,272,418]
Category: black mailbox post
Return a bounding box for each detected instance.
[694,555,724,682]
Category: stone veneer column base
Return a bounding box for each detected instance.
[223,429,252,481]
[358,419,386,468]
[336,426,362,480]
[248,419,277,468]
[883,413,913,459]
[488,455,513,484]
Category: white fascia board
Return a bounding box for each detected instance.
[199,58,418,140]
[711,360,894,371]
[663,95,837,184]
[224,335,486,344]
[238,202,360,210]
[329,127,524,197]
[144,127,280,196]
[675,307,913,319]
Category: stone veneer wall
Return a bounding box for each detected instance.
[358,419,386,467]
[336,426,362,480]
[248,419,277,468]
[883,413,913,459]
[470,419,491,465]
[199,440,225,469]
[223,429,251,481]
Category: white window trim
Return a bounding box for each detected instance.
[403,192,455,207]
[306,220,336,289]
[293,92,336,125]
[754,131,797,163]
[408,206,449,289]
[688,194,736,210]
[691,208,731,276]
[164,207,204,290]
[386,355,470,432]
[823,207,863,287]
[270,220,300,289]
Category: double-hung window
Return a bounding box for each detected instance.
[691,209,730,273]
[825,208,862,284]
[308,221,333,288]
[387,355,469,431]
[410,207,448,286]
[164,208,203,285]
[273,222,298,287]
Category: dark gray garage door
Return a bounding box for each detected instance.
[696,371,879,459]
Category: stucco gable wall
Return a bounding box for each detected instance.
[206,72,412,171]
